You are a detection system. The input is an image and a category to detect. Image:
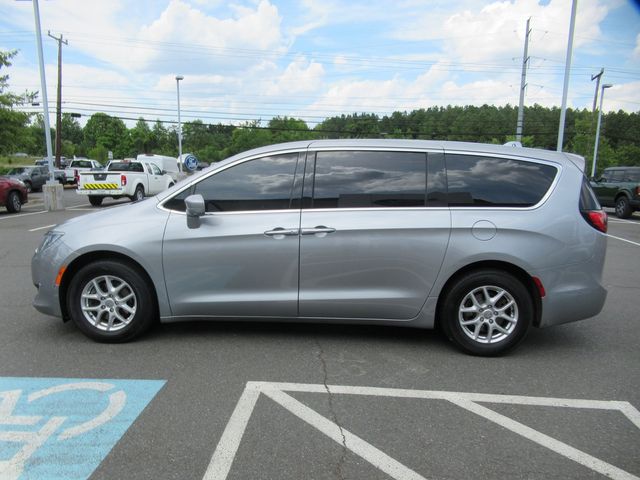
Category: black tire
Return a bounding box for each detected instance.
[24,181,32,193]
[615,196,632,219]
[6,191,22,213]
[88,196,104,207]
[67,260,156,342]
[131,185,145,202]
[439,269,533,356]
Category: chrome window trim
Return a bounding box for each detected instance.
[158,146,563,214]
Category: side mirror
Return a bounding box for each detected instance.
[185,194,205,229]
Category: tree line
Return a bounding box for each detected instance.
[2,50,639,174]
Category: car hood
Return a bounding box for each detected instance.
[56,197,162,234]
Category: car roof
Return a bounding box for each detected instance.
[225,138,581,165]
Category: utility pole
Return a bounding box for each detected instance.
[557,0,578,152]
[592,83,612,178]
[47,31,67,169]
[516,17,531,142]
[588,68,604,172]
[591,68,604,113]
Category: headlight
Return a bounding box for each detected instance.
[36,230,64,253]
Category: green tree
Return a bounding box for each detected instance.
[83,113,129,159]
[130,117,152,154]
[0,50,35,155]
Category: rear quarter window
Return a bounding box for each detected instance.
[445,154,557,207]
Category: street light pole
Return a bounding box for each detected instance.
[32,0,54,183]
[557,0,578,152]
[591,83,612,179]
[176,75,184,174]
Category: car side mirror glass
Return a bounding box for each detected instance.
[185,194,205,229]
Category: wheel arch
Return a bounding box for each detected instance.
[435,260,543,328]
[614,191,631,202]
[59,251,159,322]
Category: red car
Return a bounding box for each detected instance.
[0,176,28,213]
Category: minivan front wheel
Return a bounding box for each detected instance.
[440,270,532,356]
[67,260,156,342]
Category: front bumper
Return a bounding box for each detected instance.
[31,239,74,319]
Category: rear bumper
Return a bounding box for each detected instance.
[537,261,607,328]
[77,189,124,196]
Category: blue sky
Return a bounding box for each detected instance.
[1,0,638,128]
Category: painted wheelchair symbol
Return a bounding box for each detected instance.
[0,382,126,480]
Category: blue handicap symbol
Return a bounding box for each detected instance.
[0,377,165,480]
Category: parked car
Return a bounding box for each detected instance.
[35,157,67,168]
[0,176,28,213]
[32,140,608,355]
[40,165,67,185]
[590,166,640,218]
[77,159,176,206]
[6,166,49,192]
[64,158,103,184]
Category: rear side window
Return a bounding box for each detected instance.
[609,170,625,182]
[310,151,426,208]
[445,154,557,207]
[580,177,601,210]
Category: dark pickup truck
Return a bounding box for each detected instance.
[590,166,640,218]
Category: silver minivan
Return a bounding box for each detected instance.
[32,140,608,355]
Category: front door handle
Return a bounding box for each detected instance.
[264,227,299,238]
[300,226,336,236]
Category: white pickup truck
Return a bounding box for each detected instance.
[77,159,175,206]
[64,158,103,185]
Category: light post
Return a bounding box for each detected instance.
[591,83,612,179]
[31,0,63,210]
[176,75,184,174]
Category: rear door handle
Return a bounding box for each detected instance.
[264,227,299,238]
[300,226,336,236]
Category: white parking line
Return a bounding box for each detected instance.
[28,224,57,232]
[0,210,47,221]
[607,234,640,247]
[609,219,640,225]
[206,382,640,480]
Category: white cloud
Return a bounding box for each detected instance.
[394,0,610,62]
[265,57,325,95]
[634,33,640,59]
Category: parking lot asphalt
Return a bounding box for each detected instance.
[0,189,639,480]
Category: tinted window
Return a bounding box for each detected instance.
[311,151,426,209]
[446,154,557,207]
[624,170,640,182]
[580,177,601,210]
[108,162,144,172]
[72,160,93,168]
[164,153,299,212]
[609,170,625,182]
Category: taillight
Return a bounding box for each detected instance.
[121,174,127,186]
[582,210,608,233]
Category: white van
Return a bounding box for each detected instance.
[136,154,179,181]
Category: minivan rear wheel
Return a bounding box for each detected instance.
[440,270,533,356]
